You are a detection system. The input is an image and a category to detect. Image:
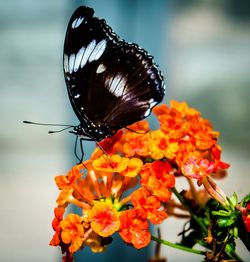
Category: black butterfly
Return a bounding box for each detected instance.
[64,6,165,151]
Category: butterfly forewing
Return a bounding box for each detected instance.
[64,6,165,140]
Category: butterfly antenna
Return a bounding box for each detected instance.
[23,120,74,127]
[48,126,74,134]
[23,120,74,134]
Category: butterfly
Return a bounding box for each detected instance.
[63,6,165,153]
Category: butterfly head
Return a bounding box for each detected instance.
[70,122,115,142]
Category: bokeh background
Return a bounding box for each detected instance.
[0,0,249,261]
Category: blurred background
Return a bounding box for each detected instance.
[0,0,249,261]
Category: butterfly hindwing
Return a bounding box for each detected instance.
[64,6,165,140]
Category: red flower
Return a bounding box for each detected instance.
[50,207,65,246]
[98,130,123,154]
[242,203,250,233]
[119,209,151,249]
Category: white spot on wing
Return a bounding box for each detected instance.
[150,101,157,108]
[149,98,154,104]
[96,64,106,74]
[74,47,85,72]
[106,74,127,97]
[80,40,96,68]
[68,54,75,74]
[72,17,84,29]
[144,108,151,117]
[88,39,107,62]
[74,94,80,98]
[149,98,157,108]
[64,54,69,73]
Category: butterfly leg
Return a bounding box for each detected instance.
[74,136,94,164]
[74,135,82,163]
[79,137,85,163]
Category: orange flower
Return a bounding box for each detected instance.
[87,201,120,237]
[122,132,150,157]
[56,188,74,207]
[55,164,83,190]
[174,141,196,167]
[56,188,92,212]
[152,103,169,117]
[154,112,185,140]
[152,101,223,171]
[60,214,85,254]
[151,161,173,182]
[170,100,200,117]
[141,161,175,202]
[75,174,97,203]
[195,130,217,149]
[150,130,179,160]
[127,120,150,132]
[131,187,168,224]
[92,154,129,173]
[50,101,230,260]
[120,158,143,177]
[119,209,151,249]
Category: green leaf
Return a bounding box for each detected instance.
[228,192,238,207]
[212,210,230,217]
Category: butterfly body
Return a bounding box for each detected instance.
[64,6,165,142]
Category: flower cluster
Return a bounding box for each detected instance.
[50,101,230,261]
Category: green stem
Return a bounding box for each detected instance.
[151,235,205,255]
[171,187,207,233]
[217,234,243,261]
